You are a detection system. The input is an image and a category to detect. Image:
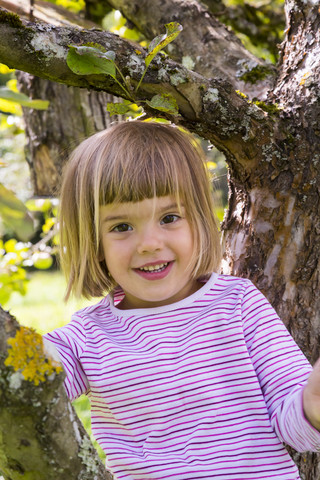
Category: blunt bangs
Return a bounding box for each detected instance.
[98,147,182,205]
[94,123,193,208]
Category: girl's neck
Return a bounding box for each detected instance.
[116,278,204,310]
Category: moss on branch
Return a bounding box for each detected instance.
[0,9,23,28]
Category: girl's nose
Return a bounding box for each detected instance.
[136,227,164,254]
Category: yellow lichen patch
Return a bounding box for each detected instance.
[5,326,62,385]
[235,90,248,100]
[300,72,311,86]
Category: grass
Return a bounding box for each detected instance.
[5,269,106,462]
[5,270,97,334]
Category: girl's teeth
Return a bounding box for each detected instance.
[140,263,168,272]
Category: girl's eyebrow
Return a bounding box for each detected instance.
[102,214,129,223]
[102,202,183,224]
[159,202,183,212]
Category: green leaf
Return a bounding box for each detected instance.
[25,198,54,212]
[146,94,179,115]
[4,238,17,253]
[32,252,53,270]
[106,102,132,116]
[0,184,34,241]
[145,22,183,67]
[143,117,172,124]
[67,45,116,77]
[0,87,49,110]
[42,217,56,233]
[0,286,11,306]
[0,266,29,305]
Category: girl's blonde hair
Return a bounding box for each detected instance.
[59,121,221,299]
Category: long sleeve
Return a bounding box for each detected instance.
[241,281,320,452]
[43,315,89,401]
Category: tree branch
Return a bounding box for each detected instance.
[202,0,285,62]
[0,0,96,27]
[0,7,274,175]
[104,0,276,100]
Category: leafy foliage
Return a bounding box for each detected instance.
[0,198,58,306]
[145,94,179,115]
[0,239,29,305]
[0,184,34,241]
[209,0,285,63]
[102,10,142,42]
[145,22,183,68]
[106,101,132,116]
[42,0,85,14]
[66,23,183,117]
[67,46,116,77]
[0,76,49,112]
[0,87,49,110]
[0,64,57,306]
[73,395,106,462]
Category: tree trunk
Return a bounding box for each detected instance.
[221,122,320,479]
[220,2,320,477]
[0,307,113,480]
[16,72,125,196]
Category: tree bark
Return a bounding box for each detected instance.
[222,0,320,361]
[0,0,96,28]
[0,307,113,480]
[220,3,320,475]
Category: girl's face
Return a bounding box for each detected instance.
[99,196,201,309]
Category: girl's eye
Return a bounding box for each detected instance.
[112,223,132,232]
[160,214,180,225]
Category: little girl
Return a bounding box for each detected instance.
[44,121,320,480]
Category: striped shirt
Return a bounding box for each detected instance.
[44,274,320,480]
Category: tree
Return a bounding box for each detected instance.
[0,0,320,478]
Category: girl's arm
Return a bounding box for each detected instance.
[241,281,320,452]
[303,358,320,431]
[43,315,89,401]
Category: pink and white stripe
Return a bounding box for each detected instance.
[44,274,320,479]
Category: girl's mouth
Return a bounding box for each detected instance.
[134,261,173,279]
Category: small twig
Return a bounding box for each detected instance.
[30,224,58,253]
[29,0,34,21]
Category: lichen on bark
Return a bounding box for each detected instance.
[5,326,62,385]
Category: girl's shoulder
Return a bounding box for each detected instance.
[70,295,112,322]
[211,273,254,293]
[203,273,265,311]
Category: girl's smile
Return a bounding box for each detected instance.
[99,196,201,309]
[134,260,174,280]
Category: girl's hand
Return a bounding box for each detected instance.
[303,358,320,431]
